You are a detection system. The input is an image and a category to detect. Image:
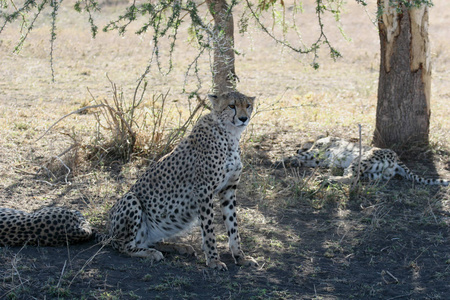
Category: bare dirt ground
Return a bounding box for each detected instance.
[1,0,449,299]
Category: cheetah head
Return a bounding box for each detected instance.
[208,92,255,128]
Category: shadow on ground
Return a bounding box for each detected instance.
[1,136,449,299]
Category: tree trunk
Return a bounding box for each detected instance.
[206,0,237,95]
[373,0,431,150]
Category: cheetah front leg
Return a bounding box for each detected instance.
[218,185,258,268]
[198,193,228,270]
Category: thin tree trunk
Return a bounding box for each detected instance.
[373,0,431,150]
[206,0,237,94]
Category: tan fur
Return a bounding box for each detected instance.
[97,91,258,270]
[286,136,448,186]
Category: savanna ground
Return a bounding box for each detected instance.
[1,0,449,298]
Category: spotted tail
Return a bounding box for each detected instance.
[396,161,449,186]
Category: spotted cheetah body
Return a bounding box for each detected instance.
[0,207,93,246]
[288,136,449,185]
[98,92,258,270]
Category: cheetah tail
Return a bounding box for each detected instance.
[397,161,449,186]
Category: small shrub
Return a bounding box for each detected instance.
[34,77,206,184]
[86,78,206,165]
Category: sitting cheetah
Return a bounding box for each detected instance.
[0,207,93,246]
[97,91,258,270]
[283,136,449,186]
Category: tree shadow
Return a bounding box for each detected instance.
[237,130,450,298]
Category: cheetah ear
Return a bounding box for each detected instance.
[208,94,219,108]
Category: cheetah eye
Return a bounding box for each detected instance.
[246,104,251,109]
[228,104,236,109]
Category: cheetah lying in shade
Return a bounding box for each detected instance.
[96,91,258,270]
[0,91,258,271]
[0,207,93,246]
[282,136,449,186]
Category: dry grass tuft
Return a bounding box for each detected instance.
[85,77,143,165]
[84,78,206,166]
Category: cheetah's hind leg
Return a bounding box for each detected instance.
[96,231,165,262]
[103,192,165,263]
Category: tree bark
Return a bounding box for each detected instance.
[206,0,237,95]
[373,0,431,150]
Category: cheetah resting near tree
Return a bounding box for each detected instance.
[96,91,258,270]
[283,136,449,186]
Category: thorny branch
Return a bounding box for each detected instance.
[0,0,378,84]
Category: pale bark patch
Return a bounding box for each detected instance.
[410,5,431,109]
[381,0,400,72]
[410,6,430,72]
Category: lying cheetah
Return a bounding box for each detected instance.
[0,207,93,246]
[283,136,449,186]
[97,91,258,270]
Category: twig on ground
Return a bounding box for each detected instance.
[56,260,67,289]
[426,199,438,224]
[386,293,413,300]
[54,156,71,185]
[381,269,399,284]
[35,104,105,142]
[351,124,363,190]
[0,245,29,299]
[68,242,108,288]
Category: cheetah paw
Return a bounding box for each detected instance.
[175,244,196,256]
[236,255,259,267]
[156,242,196,256]
[131,249,164,262]
[208,259,228,271]
[151,250,165,262]
[327,175,352,185]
